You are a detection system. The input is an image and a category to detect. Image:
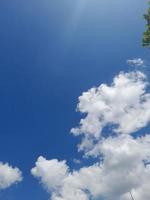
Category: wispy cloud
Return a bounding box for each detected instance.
[127,58,144,66]
[73,158,81,164]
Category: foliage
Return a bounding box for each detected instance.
[142,3,150,47]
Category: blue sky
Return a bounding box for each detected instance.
[0,0,150,200]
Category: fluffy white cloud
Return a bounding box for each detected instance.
[127,58,144,66]
[71,71,150,151]
[31,156,69,192]
[0,162,22,189]
[31,135,150,200]
[31,70,150,200]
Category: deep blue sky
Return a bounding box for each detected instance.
[0,0,149,199]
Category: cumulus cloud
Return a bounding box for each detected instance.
[71,71,150,152]
[0,162,22,189]
[127,58,144,66]
[31,156,69,192]
[31,70,150,200]
[31,134,150,200]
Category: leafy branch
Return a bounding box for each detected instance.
[142,2,150,47]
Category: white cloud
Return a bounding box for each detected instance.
[31,70,150,200]
[0,162,22,189]
[127,58,144,66]
[31,156,69,192]
[71,71,150,152]
[73,159,81,164]
[31,134,150,200]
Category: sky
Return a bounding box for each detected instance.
[0,0,150,200]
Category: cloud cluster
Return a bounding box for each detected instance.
[0,162,22,189]
[127,58,144,66]
[71,71,150,152]
[31,70,150,200]
[31,134,150,200]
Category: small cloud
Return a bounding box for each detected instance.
[0,162,22,189]
[127,58,144,66]
[73,159,81,164]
